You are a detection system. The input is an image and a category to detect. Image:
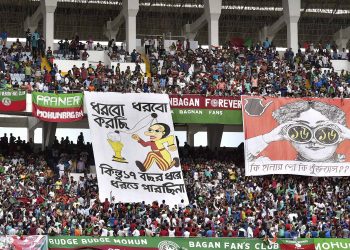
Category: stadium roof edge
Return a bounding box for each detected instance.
[28,0,350,15]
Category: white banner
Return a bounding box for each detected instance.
[85,92,188,207]
[247,160,350,176]
[242,96,350,177]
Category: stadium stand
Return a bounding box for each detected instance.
[0,1,349,249]
[0,135,349,239]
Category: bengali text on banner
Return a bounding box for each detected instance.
[169,94,242,124]
[32,92,84,122]
[243,96,350,177]
[84,92,188,207]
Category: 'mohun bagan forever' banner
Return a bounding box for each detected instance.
[243,96,350,176]
[85,92,188,207]
[169,95,242,124]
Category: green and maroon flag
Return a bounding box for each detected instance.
[169,94,242,124]
[32,92,84,122]
[279,239,315,250]
[0,90,26,111]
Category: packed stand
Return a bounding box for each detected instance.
[0,32,349,96]
[0,133,349,239]
[146,38,350,98]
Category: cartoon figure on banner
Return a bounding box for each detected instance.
[106,112,158,164]
[131,113,180,172]
[246,100,350,162]
[107,131,128,163]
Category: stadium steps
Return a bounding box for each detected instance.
[141,53,151,77]
[41,56,52,72]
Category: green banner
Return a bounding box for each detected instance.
[32,92,84,122]
[48,236,318,250]
[171,109,242,125]
[314,239,350,250]
[32,92,83,108]
[169,95,242,125]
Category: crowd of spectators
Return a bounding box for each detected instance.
[1,34,350,239]
[0,33,349,97]
[146,38,350,98]
[0,133,350,239]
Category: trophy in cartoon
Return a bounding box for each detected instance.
[107,131,128,163]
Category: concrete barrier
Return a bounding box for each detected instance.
[331,60,350,73]
[79,50,106,63]
[110,62,146,73]
[53,59,145,75]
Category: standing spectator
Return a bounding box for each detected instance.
[131,49,138,62]
[25,29,32,47]
[82,49,90,61]
[74,33,80,44]
[63,38,69,58]
[149,37,155,52]
[47,46,53,58]
[0,58,5,72]
[58,40,64,57]
[24,63,32,82]
[38,36,46,57]
[340,48,348,60]
[31,30,40,59]
[69,37,77,59]
[263,37,271,49]
[144,38,150,55]
[108,39,115,51]
[87,36,93,50]
[185,39,190,51]
[176,40,183,51]
[0,31,7,46]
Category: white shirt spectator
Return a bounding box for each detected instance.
[37,82,44,91]
[78,197,85,206]
[57,163,65,177]
[62,85,70,93]
[341,50,348,59]
[183,230,190,237]
[101,227,108,236]
[123,227,130,236]
[132,228,140,236]
[117,229,125,236]
[338,86,344,93]
[238,227,247,237]
[247,226,253,238]
[194,171,199,181]
[55,72,61,82]
[145,228,153,236]
[43,85,49,92]
[178,200,185,210]
[168,77,173,86]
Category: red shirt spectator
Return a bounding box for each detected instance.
[175,227,183,237]
[159,228,169,237]
[222,227,230,237]
[81,68,88,80]
[44,72,51,83]
[253,227,260,238]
